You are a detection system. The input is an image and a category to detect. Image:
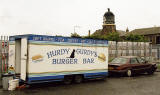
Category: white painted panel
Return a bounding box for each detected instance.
[20,38,27,81]
[27,44,108,74]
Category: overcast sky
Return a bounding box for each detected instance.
[0,0,160,36]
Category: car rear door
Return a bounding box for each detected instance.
[137,57,151,73]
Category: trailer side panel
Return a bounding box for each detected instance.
[27,35,108,83]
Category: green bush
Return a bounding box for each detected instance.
[125,34,147,42]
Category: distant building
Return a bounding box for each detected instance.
[92,8,160,45]
[126,27,160,44]
[102,8,116,35]
[92,8,124,36]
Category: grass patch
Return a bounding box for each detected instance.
[157,63,160,70]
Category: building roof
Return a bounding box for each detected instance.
[92,29,126,36]
[117,30,126,36]
[92,29,102,36]
[104,8,114,17]
[126,27,160,36]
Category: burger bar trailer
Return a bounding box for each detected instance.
[3,34,108,89]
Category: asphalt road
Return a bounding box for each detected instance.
[1,72,160,95]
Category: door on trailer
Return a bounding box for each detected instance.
[15,38,27,81]
[20,38,27,81]
[15,39,21,74]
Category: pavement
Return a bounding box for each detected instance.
[0,72,160,95]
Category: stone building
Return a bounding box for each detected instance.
[92,8,125,36]
[126,27,160,44]
[101,8,116,35]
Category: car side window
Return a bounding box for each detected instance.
[130,58,138,64]
[137,58,145,64]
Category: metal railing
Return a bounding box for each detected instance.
[108,41,157,62]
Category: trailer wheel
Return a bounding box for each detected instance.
[102,76,107,81]
[64,76,73,85]
[74,75,83,84]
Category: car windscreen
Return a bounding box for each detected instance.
[110,57,128,64]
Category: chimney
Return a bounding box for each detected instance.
[88,30,91,37]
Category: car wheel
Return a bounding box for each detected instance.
[147,67,155,75]
[74,75,83,84]
[127,69,132,77]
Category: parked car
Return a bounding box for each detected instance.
[108,56,157,77]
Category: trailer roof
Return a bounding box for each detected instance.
[9,34,108,46]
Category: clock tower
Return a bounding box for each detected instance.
[102,8,116,35]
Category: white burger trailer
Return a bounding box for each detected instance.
[8,34,108,84]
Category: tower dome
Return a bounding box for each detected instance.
[102,8,116,35]
[103,8,115,24]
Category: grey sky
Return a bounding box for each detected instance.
[0,0,160,36]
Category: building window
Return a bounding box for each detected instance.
[156,36,160,44]
[150,36,152,42]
